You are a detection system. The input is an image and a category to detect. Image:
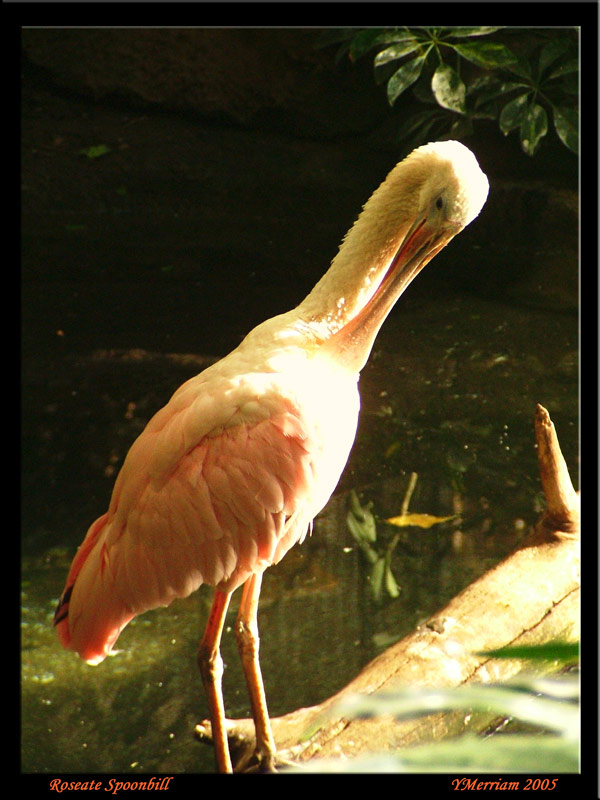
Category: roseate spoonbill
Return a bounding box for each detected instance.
[54,140,488,772]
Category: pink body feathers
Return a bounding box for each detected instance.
[54,332,361,664]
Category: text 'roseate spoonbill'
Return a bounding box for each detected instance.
[54,140,489,772]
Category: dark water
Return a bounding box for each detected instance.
[21,285,578,774]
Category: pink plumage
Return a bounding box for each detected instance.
[55,141,489,771]
[54,386,322,665]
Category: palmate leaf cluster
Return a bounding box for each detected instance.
[319,27,578,157]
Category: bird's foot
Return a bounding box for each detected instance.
[234,746,300,774]
[195,717,299,773]
[234,748,276,774]
[195,717,247,757]
[194,716,265,772]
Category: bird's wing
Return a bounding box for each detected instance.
[54,378,319,664]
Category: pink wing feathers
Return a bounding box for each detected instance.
[54,386,318,665]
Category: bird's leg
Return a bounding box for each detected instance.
[197,590,233,774]
[235,572,278,772]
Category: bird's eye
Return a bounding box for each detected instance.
[435,196,444,211]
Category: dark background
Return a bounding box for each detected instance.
[19,18,587,777]
[21,25,580,550]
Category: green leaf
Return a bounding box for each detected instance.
[347,491,377,543]
[504,55,535,81]
[336,679,579,738]
[552,106,578,153]
[555,73,579,96]
[449,116,474,138]
[547,57,579,80]
[347,531,379,565]
[374,39,423,68]
[431,63,466,113]
[295,675,580,773]
[537,39,572,79]
[472,79,528,110]
[396,108,447,150]
[520,102,548,156]
[346,510,371,543]
[453,41,517,69]
[346,490,379,565]
[445,27,504,38]
[349,28,388,60]
[387,56,426,105]
[499,92,530,134]
[291,734,578,773]
[479,641,579,663]
[411,73,439,104]
[370,556,386,602]
[384,558,400,599]
[79,144,111,159]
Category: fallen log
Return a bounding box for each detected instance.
[196,404,580,768]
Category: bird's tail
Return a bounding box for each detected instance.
[53,513,135,665]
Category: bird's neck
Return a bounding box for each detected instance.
[296,243,393,343]
[315,245,421,373]
[292,181,416,372]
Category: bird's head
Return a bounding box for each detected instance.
[303,140,489,371]
[402,139,490,232]
[302,141,489,341]
[366,140,489,296]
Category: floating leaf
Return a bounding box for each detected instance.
[384,441,402,458]
[372,631,402,650]
[79,144,111,159]
[385,513,455,529]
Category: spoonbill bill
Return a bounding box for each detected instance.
[54,140,489,772]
